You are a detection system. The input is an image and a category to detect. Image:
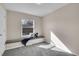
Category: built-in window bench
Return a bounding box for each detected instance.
[6,36,45,50]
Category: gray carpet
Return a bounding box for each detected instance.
[3,46,75,56]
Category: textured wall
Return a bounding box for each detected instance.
[0,4,6,55]
[43,4,79,55]
[7,10,43,41]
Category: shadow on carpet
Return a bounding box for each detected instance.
[3,46,75,56]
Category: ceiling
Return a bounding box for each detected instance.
[3,3,68,17]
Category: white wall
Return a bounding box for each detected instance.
[7,10,43,41]
[0,4,6,55]
[43,4,79,55]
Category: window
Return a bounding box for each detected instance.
[21,19,34,37]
